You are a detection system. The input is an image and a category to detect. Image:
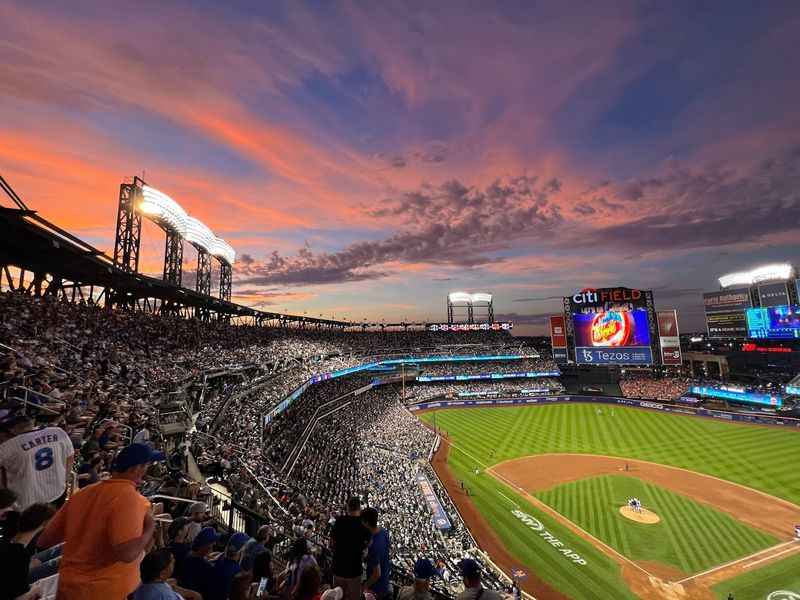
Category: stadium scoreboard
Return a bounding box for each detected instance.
[551,286,680,366]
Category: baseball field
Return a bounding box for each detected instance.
[418,403,800,600]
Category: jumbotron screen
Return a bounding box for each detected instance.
[572,309,653,364]
[746,305,800,339]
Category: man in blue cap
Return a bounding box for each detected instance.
[37,442,165,600]
[397,558,436,600]
[206,532,251,600]
[177,526,219,599]
[456,558,502,600]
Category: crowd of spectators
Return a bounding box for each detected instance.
[0,291,532,600]
[416,358,556,378]
[619,374,692,401]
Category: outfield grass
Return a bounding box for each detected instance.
[537,475,777,574]
[711,551,800,600]
[421,404,800,504]
[419,404,800,599]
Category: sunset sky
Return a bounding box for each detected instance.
[2,1,799,334]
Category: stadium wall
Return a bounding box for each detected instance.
[408,395,800,428]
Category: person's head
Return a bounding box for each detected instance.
[226,532,251,560]
[140,548,175,583]
[2,414,34,437]
[346,496,361,516]
[0,488,18,517]
[168,517,191,544]
[289,537,309,561]
[413,558,435,590]
[361,507,379,533]
[255,524,272,542]
[189,501,208,522]
[192,527,220,555]
[18,503,56,534]
[110,443,165,485]
[458,559,482,587]
[292,564,321,600]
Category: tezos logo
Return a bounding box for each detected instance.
[572,288,598,304]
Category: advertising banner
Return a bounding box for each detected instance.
[575,346,653,365]
[567,287,648,313]
[573,309,651,347]
[703,289,751,338]
[656,310,682,365]
[746,305,800,339]
[690,385,782,407]
[426,322,513,331]
[552,347,568,363]
[550,315,567,347]
[415,472,452,530]
[758,282,790,307]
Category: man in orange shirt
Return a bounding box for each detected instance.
[38,443,165,600]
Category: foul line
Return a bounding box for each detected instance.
[672,539,798,584]
[744,543,800,569]
[445,439,656,580]
[497,490,519,507]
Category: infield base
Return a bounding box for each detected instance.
[619,505,661,524]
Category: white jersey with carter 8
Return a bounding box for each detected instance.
[0,426,74,509]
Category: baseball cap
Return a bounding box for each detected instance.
[414,558,436,580]
[189,501,208,515]
[111,443,165,472]
[227,532,251,552]
[192,527,220,550]
[458,558,481,579]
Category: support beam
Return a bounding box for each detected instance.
[113,177,144,274]
[218,261,232,302]
[196,248,212,296]
[163,229,183,286]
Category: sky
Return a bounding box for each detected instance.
[1,1,799,335]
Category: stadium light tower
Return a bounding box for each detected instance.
[113,177,145,275]
[447,292,494,324]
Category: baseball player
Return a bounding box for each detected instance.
[795,524,800,539]
[0,414,74,509]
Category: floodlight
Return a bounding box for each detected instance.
[719,263,794,288]
[448,292,473,303]
[184,217,216,251]
[210,238,236,265]
[140,186,188,234]
[471,292,493,303]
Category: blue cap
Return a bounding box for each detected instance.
[111,443,165,472]
[192,527,220,549]
[227,532,251,552]
[414,558,436,580]
[458,558,481,579]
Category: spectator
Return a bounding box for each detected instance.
[37,443,163,600]
[0,488,18,537]
[397,559,436,600]
[281,537,318,598]
[177,527,218,600]
[0,414,75,509]
[292,564,322,600]
[456,559,503,600]
[0,503,55,600]
[185,501,209,543]
[132,547,201,600]
[330,497,371,600]
[240,525,272,571]
[362,508,391,600]
[167,517,192,577]
[207,532,249,600]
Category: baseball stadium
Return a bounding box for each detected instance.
[3,4,800,600]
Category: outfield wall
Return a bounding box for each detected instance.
[408,395,800,429]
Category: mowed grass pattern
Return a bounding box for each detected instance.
[711,551,800,600]
[537,475,777,574]
[422,404,800,504]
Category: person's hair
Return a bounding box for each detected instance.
[289,537,309,561]
[361,507,378,529]
[292,564,321,600]
[18,503,55,532]
[346,496,360,512]
[0,488,18,510]
[140,548,173,583]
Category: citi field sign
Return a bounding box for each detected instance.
[568,287,648,311]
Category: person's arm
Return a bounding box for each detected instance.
[110,510,155,563]
[109,497,155,564]
[363,564,381,591]
[37,505,68,549]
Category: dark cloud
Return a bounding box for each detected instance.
[413,141,448,164]
[240,175,562,286]
[573,204,596,216]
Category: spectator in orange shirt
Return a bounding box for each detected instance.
[37,442,165,600]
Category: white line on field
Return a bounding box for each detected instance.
[497,491,519,507]
[674,540,798,584]
[744,542,800,569]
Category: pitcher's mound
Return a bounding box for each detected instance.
[619,505,660,524]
